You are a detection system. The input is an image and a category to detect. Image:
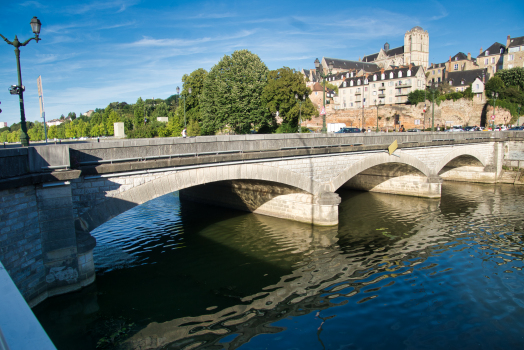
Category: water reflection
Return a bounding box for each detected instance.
[34,183,524,350]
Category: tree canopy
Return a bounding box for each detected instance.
[261,67,318,127]
[201,50,269,134]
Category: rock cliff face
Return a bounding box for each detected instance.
[305,99,512,130]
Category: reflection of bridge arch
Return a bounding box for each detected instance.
[329,151,433,192]
[435,148,486,174]
[76,164,322,234]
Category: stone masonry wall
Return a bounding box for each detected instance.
[0,186,44,303]
[303,99,512,131]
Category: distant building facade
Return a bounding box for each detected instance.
[504,35,524,69]
[477,43,506,79]
[336,65,426,109]
[0,122,7,128]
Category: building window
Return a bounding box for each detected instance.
[509,47,520,53]
[407,70,411,76]
[365,87,368,92]
[493,66,496,73]
[449,80,453,85]
[350,72,354,77]
[500,47,504,54]
[357,80,361,85]
[381,74,385,79]
[398,71,402,78]
[484,58,488,65]
[485,50,489,56]
[476,84,479,89]
[509,54,514,61]
[491,57,495,64]
[315,92,318,95]
[454,64,458,70]
[346,73,349,78]
[373,75,377,81]
[438,69,441,74]
[343,82,347,87]
[373,91,376,96]
[390,72,394,78]
[438,77,441,83]
[455,56,458,61]
[509,64,514,69]
[461,87,464,91]
[433,71,435,75]
[364,79,368,84]
[350,81,353,86]
[389,82,394,86]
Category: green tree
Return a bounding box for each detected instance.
[106,110,121,136]
[261,67,318,129]
[495,67,524,91]
[67,112,77,121]
[133,97,145,128]
[187,119,201,136]
[324,82,339,94]
[48,125,58,139]
[485,76,505,97]
[407,90,426,105]
[201,50,269,134]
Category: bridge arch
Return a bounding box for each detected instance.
[76,163,323,234]
[434,147,486,174]
[329,151,433,192]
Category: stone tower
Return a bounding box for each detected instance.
[404,26,429,68]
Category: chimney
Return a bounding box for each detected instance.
[358,57,361,62]
[507,35,511,48]
[408,63,413,70]
[467,52,471,60]
[480,47,483,55]
[448,56,452,73]
[380,67,385,74]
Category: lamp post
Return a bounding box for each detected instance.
[374,99,380,132]
[519,104,522,126]
[1,17,42,146]
[295,93,307,133]
[491,91,498,131]
[314,58,333,134]
[177,86,192,128]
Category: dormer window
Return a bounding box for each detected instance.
[350,72,354,77]
[398,71,402,78]
[485,50,489,56]
[455,57,458,61]
[449,80,453,85]
[381,73,385,79]
[461,80,464,85]
[389,72,394,78]
[343,82,347,87]
[357,80,361,85]
[500,47,504,54]
[407,70,411,77]
[373,75,377,81]
[346,73,349,78]
[364,79,368,84]
[350,80,353,87]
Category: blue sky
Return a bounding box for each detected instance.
[0,0,523,126]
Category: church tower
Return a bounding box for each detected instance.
[404,26,429,68]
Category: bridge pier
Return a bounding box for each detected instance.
[179,180,341,226]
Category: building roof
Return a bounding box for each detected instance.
[363,46,405,63]
[478,42,506,57]
[338,65,423,88]
[446,68,487,86]
[450,52,474,62]
[323,57,380,72]
[508,36,524,48]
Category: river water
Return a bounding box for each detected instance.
[34,182,524,349]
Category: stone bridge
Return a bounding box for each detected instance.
[0,131,522,307]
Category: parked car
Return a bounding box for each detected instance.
[335,127,361,133]
[407,128,422,132]
[463,126,481,132]
[509,126,524,130]
[444,126,463,132]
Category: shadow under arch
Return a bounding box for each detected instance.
[329,151,433,192]
[76,163,322,235]
[434,147,487,175]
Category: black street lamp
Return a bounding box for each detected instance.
[314,58,333,134]
[177,86,191,128]
[374,99,381,132]
[1,17,42,146]
[295,93,307,133]
[491,91,499,131]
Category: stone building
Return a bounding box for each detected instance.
[477,43,506,79]
[335,65,425,109]
[362,26,430,68]
[426,62,447,85]
[504,35,524,69]
[446,68,487,102]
